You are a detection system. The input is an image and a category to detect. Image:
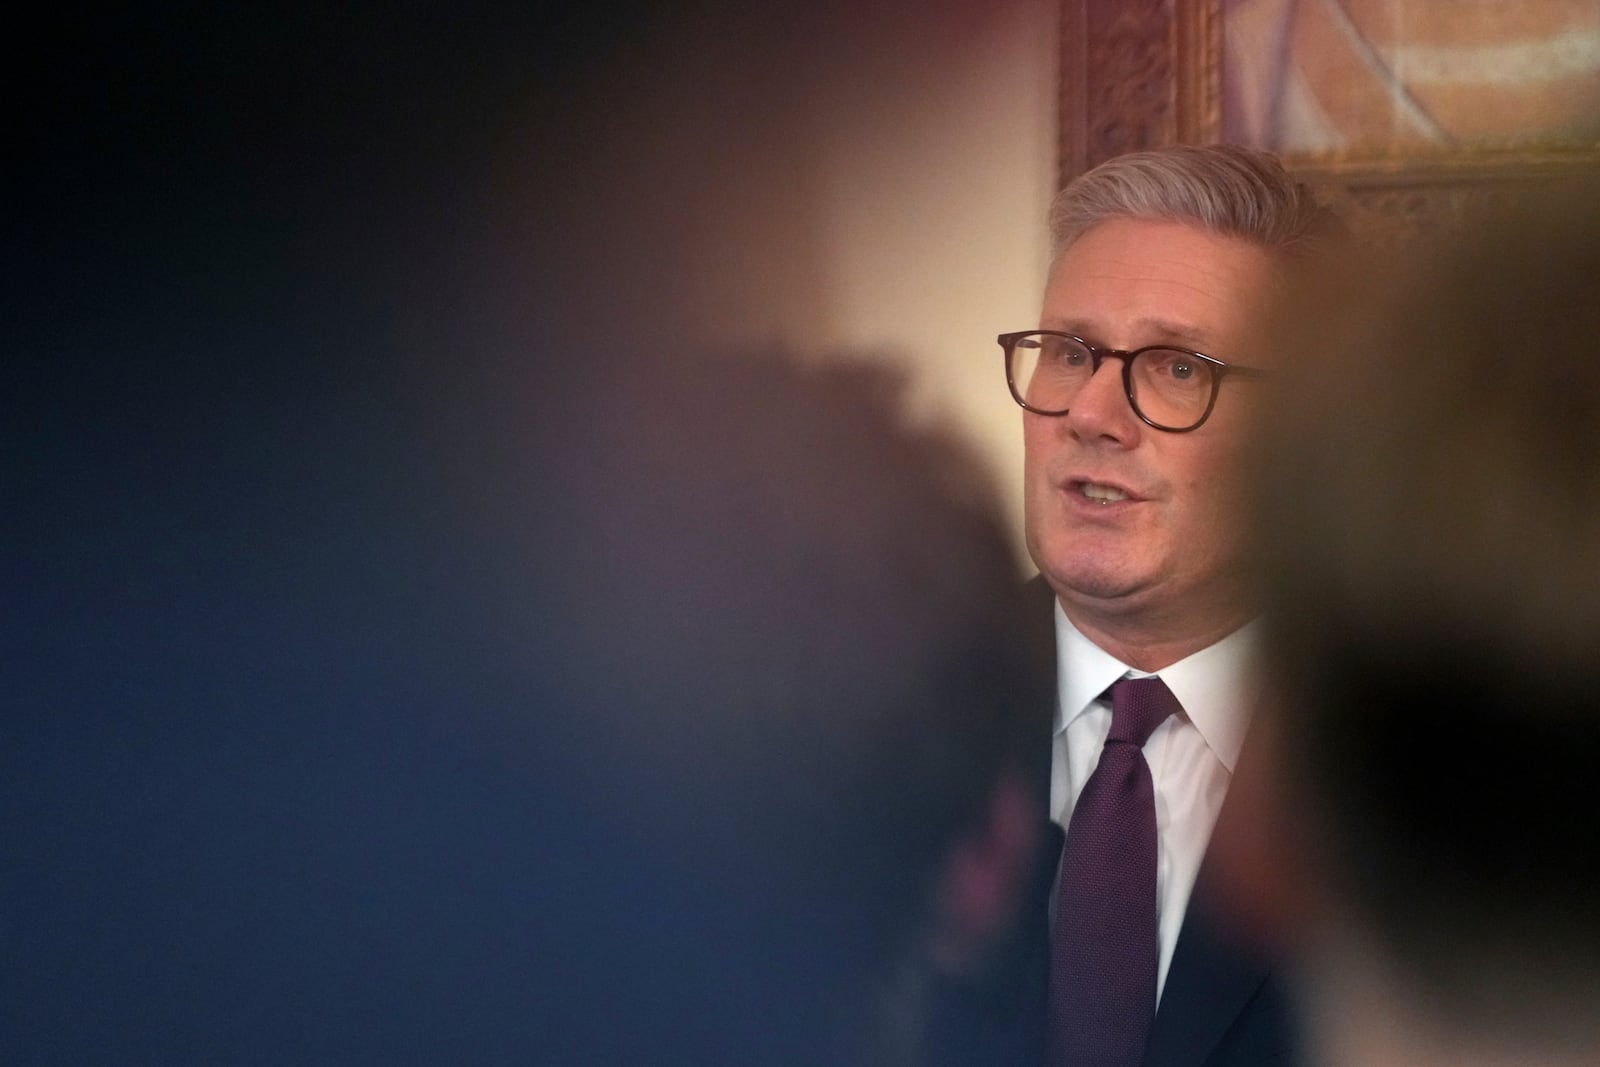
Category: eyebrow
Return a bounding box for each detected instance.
[1039,316,1221,353]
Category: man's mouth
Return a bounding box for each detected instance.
[1076,480,1130,504]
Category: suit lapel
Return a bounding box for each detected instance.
[1024,572,1060,833]
[1142,857,1274,1066]
[1003,576,1061,1064]
[1141,736,1281,1067]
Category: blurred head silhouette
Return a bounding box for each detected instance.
[523,348,1050,1064]
[1239,177,1600,1066]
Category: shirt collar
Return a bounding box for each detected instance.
[1052,600,1260,772]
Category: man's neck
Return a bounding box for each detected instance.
[1059,603,1252,673]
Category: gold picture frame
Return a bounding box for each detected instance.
[1059,0,1600,242]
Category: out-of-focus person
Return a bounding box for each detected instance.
[12,340,1051,1065]
[525,350,1053,1065]
[1236,179,1600,1067]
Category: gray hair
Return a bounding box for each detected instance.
[1049,143,1336,262]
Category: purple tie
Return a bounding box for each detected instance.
[1048,676,1181,1067]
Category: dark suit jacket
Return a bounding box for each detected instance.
[930,578,1300,1066]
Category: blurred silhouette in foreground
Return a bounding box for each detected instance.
[10,5,1053,1062]
[10,335,1050,1065]
[527,350,1053,1065]
[1234,179,1600,1067]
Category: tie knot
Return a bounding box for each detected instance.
[1107,676,1181,748]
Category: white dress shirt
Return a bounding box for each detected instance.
[1049,600,1260,1002]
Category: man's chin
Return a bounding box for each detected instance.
[1041,564,1153,610]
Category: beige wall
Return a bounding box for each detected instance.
[801,1,1058,555]
[547,0,1057,560]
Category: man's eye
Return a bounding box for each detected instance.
[1170,361,1194,380]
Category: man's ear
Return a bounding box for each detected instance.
[926,772,1040,974]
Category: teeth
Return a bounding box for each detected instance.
[1081,482,1128,503]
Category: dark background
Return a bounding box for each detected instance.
[8,6,676,1061]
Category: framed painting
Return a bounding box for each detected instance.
[1059,0,1600,240]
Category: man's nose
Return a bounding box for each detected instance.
[1062,357,1142,446]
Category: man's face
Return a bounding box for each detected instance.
[1023,217,1278,642]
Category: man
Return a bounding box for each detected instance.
[1239,183,1600,1067]
[997,144,1337,1066]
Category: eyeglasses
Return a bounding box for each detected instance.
[997,330,1266,433]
